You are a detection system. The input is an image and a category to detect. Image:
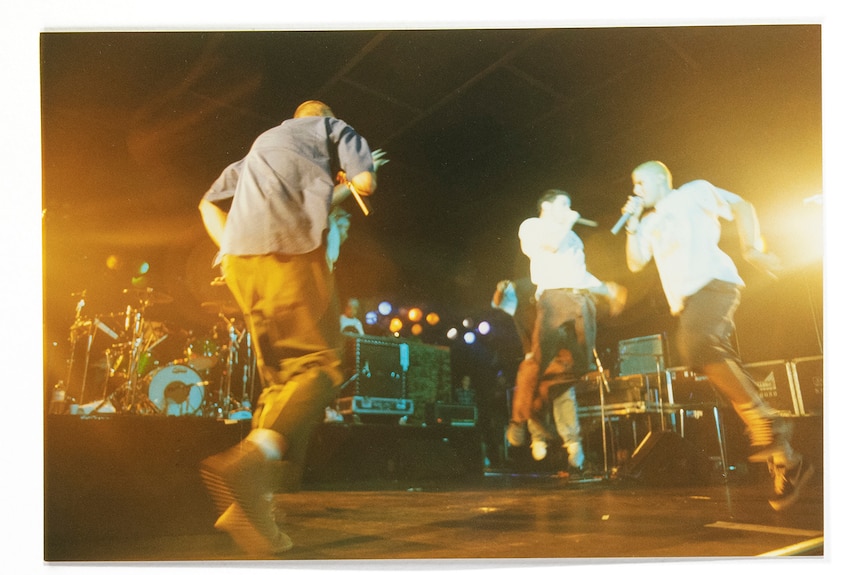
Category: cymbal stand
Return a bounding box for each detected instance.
[217,313,241,416]
[63,291,89,404]
[120,303,159,414]
[87,343,127,415]
[240,329,255,410]
[592,348,612,478]
[77,321,98,406]
[654,354,666,430]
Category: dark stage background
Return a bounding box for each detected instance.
[40,26,823,398]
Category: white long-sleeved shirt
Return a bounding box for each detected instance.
[518,216,602,297]
[627,179,744,314]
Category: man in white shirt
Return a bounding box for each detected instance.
[339,297,365,335]
[506,190,627,470]
[621,160,812,511]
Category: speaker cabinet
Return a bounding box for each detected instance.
[791,355,823,416]
[342,335,409,398]
[621,430,712,486]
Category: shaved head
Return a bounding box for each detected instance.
[632,161,672,188]
[293,100,335,118]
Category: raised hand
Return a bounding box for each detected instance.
[372,149,389,172]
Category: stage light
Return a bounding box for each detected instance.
[411,323,423,336]
[137,261,150,275]
[426,312,440,326]
[446,327,459,340]
[463,331,476,344]
[462,318,474,329]
[477,321,491,335]
[389,317,403,333]
[130,275,148,287]
[105,255,120,270]
[365,311,379,325]
[407,307,423,322]
[378,301,393,315]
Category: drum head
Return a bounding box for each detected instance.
[186,337,221,371]
[146,364,204,416]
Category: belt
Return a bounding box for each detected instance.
[542,287,590,295]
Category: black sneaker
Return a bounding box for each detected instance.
[768,456,815,511]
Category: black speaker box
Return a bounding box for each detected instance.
[342,335,408,398]
[620,430,712,486]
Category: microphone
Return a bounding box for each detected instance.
[348,182,373,216]
[610,212,632,235]
[611,196,644,235]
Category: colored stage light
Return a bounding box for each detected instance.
[426,312,440,326]
[411,323,423,336]
[378,301,393,315]
[477,321,491,335]
[407,307,423,322]
[389,317,403,333]
[463,331,476,344]
[365,311,379,325]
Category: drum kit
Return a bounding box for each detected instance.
[63,286,256,419]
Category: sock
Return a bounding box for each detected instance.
[246,428,285,461]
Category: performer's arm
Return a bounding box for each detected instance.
[620,193,650,272]
[198,198,228,248]
[724,191,782,277]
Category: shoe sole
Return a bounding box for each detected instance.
[200,457,238,517]
[215,503,294,555]
[769,462,815,511]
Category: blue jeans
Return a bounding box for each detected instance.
[527,384,581,446]
[511,289,596,425]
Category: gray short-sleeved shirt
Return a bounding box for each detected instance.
[203,116,374,262]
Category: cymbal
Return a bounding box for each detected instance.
[123,287,174,304]
[201,300,240,315]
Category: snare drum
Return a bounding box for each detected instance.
[186,337,221,371]
[144,364,205,416]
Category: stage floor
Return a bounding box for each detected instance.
[47,471,826,564]
[43,414,826,565]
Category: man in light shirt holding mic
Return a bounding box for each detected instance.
[506,189,627,471]
[618,160,812,511]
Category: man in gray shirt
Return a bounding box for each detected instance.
[198,100,381,555]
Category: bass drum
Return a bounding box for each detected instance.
[145,364,205,416]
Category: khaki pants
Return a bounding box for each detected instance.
[221,249,343,489]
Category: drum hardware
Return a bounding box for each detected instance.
[113,289,175,414]
[82,344,128,415]
[218,313,242,416]
[186,325,221,372]
[591,348,612,479]
[61,291,88,407]
[240,329,255,410]
[63,291,121,407]
[122,286,174,306]
[208,312,256,419]
[200,299,240,316]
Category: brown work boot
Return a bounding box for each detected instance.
[200,441,290,555]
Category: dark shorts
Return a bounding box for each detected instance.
[676,280,742,369]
